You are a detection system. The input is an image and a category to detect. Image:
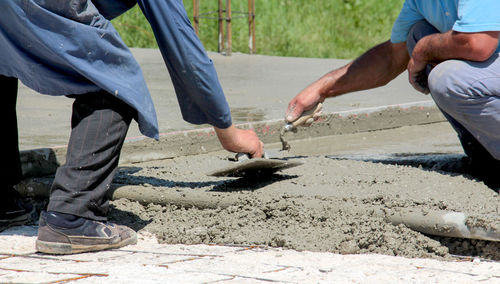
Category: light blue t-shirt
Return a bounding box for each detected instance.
[391,0,500,52]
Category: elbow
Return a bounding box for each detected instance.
[470,43,497,61]
[456,32,499,61]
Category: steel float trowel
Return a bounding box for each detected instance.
[207,151,303,177]
[207,103,323,178]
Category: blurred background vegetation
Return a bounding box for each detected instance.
[112,0,404,59]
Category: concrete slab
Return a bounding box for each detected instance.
[17,48,430,151]
[15,50,498,283]
[17,48,444,180]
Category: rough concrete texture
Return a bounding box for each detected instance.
[98,122,499,261]
[12,49,500,282]
[18,99,444,178]
[17,122,499,261]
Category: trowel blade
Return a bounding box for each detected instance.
[207,158,303,177]
[263,148,286,159]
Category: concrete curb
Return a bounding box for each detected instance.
[16,99,447,211]
[20,100,444,179]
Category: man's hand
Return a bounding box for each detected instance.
[285,41,409,124]
[214,125,264,158]
[407,30,500,95]
[285,85,324,124]
[407,57,430,94]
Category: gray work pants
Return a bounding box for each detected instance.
[47,92,134,221]
[408,20,500,162]
[2,76,23,189]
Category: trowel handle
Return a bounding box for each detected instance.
[235,152,251,161]
[235,151,268,161]
[291,103,323,128]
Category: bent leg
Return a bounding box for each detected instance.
[407,20,500,166]
[0,75,32,231]
[37,91,138,254]
[428,55,500,161]
[1,75,22,188]
[47,91,135,221]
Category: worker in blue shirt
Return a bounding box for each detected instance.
[286,0,500,189]
[1,0,263,254]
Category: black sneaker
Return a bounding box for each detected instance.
[36,211,137,254]
[0,188,32,232]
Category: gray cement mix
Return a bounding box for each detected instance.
[101,122,499,261]
[14,49,499,264]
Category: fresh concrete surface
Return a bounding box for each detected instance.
[17,48,444,177]
[17,48,432,150]
[12,49,499,284]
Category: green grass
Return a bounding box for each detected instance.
[112,0,404,59]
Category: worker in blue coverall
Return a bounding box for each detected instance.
[1,0,263,254]
[286,0,500,190]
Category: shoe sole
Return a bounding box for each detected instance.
[35,234,138,255]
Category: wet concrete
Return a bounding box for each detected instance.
[103,122,499,261]
[17,49,428,150]
[19,122,499,261]
[14,49,499,265]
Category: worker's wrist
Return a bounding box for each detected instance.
[214,124,235,140]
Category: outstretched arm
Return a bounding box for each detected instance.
[286,41,410,122]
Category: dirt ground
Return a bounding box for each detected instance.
[102,122,499,261]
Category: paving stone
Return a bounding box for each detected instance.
[0,218,499,283]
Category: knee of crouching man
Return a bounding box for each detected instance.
[428,60,464,97]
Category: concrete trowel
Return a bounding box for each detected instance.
[207,103,323,178]
[280,103,323,151]
[207,152,303,177]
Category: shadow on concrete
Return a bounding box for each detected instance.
[326,153,499,192]
[114,165,300,192]
[108,205,152,232]
[327,153,500,261]
[114,166,223,189]
[432,236,500,261]
[209,174,299,192]
[0,225,38,237]
[20,148,62,178]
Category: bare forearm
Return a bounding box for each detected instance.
[285,41,409,122]
[316,41,409,99]
[413,30,500,64]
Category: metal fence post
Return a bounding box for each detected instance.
[194,0,255,55]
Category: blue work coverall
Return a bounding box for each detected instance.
[1,0,232,220]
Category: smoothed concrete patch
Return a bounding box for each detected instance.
[19,102,444,178]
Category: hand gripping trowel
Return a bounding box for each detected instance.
[280,103,323,151]
[207,103,322,178]
[207,152,303,177]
